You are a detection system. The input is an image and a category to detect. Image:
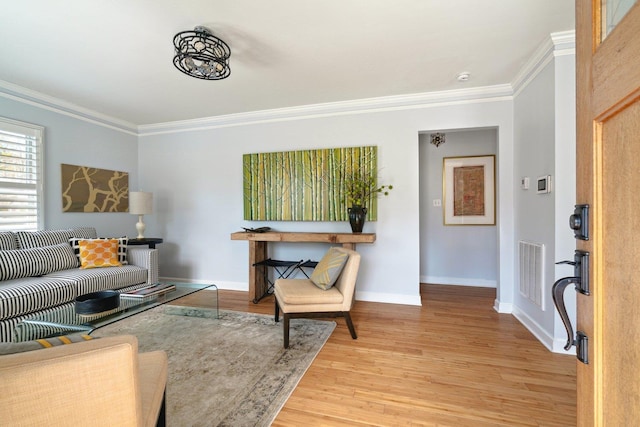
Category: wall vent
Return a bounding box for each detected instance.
[518,240,545,310]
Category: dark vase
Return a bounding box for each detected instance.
[348,205,367,233]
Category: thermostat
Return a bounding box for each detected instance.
[537,175,552,194]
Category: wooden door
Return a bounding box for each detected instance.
[576,1,640,425]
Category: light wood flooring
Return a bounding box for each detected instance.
[176,284,576,426]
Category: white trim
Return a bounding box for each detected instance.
[0,79,138,135]
[512,305,575,355]
[422,275,497,288]
[0,76,513,137]
[356,290,422,306]
[493,299,513,314]
[138,85,514,136]
[511,30,576,97]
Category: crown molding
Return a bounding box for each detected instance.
[511,30,575,97]
[138,85,514,136]
[0,79,138,135]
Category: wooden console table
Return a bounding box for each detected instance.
[230,231,376,302]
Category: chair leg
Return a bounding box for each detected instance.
[283,313,290,348]
[156,389,166,427]
[343,312,358,339]
[274,298,280,323]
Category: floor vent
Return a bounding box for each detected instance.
[518,240,545,310]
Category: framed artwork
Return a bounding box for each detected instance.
[61,164,129,212]
[243,146,379,221]
[443,155,495,225]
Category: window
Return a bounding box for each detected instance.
[0,117,44,231]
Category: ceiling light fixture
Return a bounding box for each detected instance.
[457,72,471,82]
[430,132,446,147]
[173,26,231,80]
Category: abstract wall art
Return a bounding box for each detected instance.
[243,146,379,221]
[61,164,129,212]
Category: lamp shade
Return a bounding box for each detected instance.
[129,192,153,215]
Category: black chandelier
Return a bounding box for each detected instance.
[173,26,231,80]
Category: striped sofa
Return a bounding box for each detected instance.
[0,227,158,342]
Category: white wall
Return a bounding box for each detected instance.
[512,44,576,353]
[419,128,498,287]
[0,96,139,236]
[139,100,515,307]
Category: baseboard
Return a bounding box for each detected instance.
[355,291,422,306]
[421,275,497,288]
[159,276,248,292]
[493,299,513,314]
[512,305,575,355]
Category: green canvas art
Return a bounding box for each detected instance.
[243,146,378,221]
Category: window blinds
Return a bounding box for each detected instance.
[0,118,43,231]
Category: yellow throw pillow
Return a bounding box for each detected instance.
[310,247,349,290]
[79,239,122,269]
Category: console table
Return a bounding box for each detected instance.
[230,231,376,302]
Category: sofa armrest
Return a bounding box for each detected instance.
[128,248,159,284]
[0,335,167,427]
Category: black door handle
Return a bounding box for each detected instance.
[552,276,580,351]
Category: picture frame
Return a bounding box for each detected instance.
[443,155,495,225]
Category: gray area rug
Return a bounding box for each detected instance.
[93,306,335,426]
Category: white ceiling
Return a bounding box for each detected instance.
[0,0,574,127]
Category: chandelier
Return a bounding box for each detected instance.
[173,26,231,80]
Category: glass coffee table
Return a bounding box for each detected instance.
[13,282,218,342]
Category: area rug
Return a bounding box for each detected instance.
[92,306,335,426]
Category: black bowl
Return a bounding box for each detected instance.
[75,290,120,314]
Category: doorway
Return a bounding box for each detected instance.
[418,128,499,289]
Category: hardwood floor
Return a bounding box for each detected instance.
[176,284,576,426]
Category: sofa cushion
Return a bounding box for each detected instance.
[69,237,128,266]
[78,239,122,269]
[0,243,78,281]
[310,247,349,290]
[69,227,98,239]
[0,276,77,321]
[0,232,17,251]
[16,229,76,249]
[46,265,149,296]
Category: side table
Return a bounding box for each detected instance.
[128,237,163,249]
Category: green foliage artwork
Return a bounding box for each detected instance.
[243,146,380,221]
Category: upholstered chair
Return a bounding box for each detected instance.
[274,247,361,348]
[0,335,167,426]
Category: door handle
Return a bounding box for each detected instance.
[552,276,580,351]
[552,251,590,364]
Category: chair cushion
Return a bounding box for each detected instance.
[276,279,344,305]
[310,247,349,290]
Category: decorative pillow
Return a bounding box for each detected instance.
[0,334,93,355]
[0,231,17,250]
[70,237,128,265]
[15,229,74,249]
[41,242,79,272]
[78,239,122,269]
[0,247,51,280]
[310,247,349,290]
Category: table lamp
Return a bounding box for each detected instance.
[129,191,153,238]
